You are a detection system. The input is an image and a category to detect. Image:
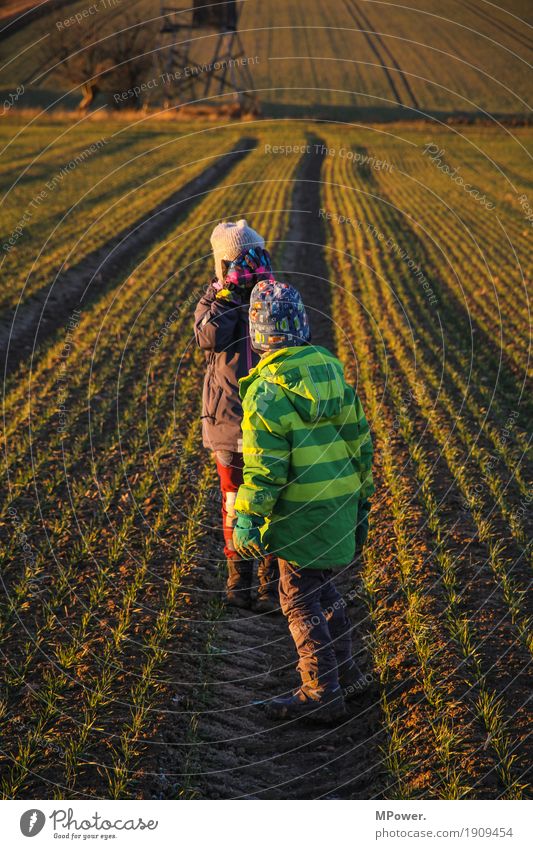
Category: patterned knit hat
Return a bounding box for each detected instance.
[210,219,265,282]
[249,281,311,352]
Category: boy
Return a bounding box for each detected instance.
[233,281,374,721]
[194,220,279,612]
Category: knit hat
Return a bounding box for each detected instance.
[210,219,265,282]
[249,280,311,352]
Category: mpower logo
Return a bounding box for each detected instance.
[20,810,46,837]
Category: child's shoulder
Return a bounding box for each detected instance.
[244,376,288,419]
[194,280,216,308]
[245,374,283,402]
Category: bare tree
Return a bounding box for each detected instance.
[104,14,158,109]
[39,13,158,110]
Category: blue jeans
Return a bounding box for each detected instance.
[278,559,353,696]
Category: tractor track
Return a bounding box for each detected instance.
[459,0,533,55]
[343,0,420,110]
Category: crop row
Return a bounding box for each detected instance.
[0,122,243,318]
[320,134,530,796]
[322,132,531,646]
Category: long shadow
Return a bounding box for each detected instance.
[276,135,335,351]
[1,137,257,375]
[272,137,386,799]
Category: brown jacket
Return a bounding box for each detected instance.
[194,282,259,453]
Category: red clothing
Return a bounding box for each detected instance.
[215,451,244,559]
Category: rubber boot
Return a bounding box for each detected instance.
[254,556,280,613]
[226,558,254,609]
[265,686,346,724]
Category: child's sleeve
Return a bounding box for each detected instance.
[235,384,290,518]
[338,386,375,502]
[194,284,239,352]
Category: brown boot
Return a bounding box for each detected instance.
[254,556,280,613]
[339,661,374,701]
[226,558,253,609]
[265,686,346,723]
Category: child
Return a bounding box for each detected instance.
[233,281,374,721]
[194,220,280,612]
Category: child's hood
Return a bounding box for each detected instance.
[240,345,347,422]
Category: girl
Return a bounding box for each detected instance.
[194,219,279,612]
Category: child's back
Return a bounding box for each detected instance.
[236,344,373,568]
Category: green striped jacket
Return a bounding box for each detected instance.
[234,345,374,568]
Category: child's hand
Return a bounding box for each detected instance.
[215,283,244,305]
[233,512,266,559]
[355,500,371,550]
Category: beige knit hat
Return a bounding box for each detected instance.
[210,219,265,282]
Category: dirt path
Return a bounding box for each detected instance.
[1,138,256,375]
[159,567,383,799]
[150,141,386,800]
